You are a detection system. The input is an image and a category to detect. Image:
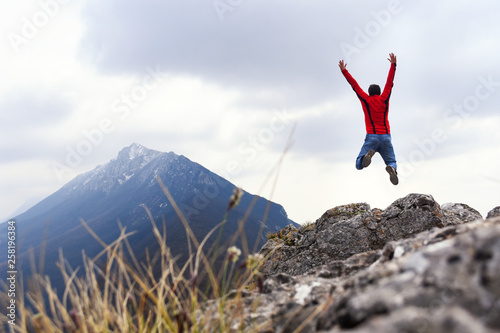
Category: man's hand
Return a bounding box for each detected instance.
[388,53,397,64]
[339,60,347,71]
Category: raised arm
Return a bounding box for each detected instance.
[381,53,397,99]
[339,59,368,99]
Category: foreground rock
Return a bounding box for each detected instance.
[258,193,482,278]
[487,206,500,219]
[233,194,500,332]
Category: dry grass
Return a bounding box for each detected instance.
[1,126,297,333]
[1,183,272,333]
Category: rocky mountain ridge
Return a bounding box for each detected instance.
[220,193,500,332]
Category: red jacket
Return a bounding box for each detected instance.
[342,63,396,134]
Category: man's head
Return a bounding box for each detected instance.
[368,84,381,96]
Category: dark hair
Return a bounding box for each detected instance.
[368,84,381,96]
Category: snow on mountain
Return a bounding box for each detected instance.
[65,143,165,193]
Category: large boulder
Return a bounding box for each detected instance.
[237,216,500,333]
[200,194,500,332]
[487,206,500,219]
[441,202,483,224]
[258,194,468,278]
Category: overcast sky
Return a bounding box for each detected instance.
[1,0,499,224]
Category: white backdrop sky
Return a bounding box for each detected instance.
[1,0,499,224]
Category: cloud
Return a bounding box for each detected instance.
[0,90,75,162]
[1,0,499,223]
[77,0,500,123]
[0,90,71,127]
[77,1,368,104]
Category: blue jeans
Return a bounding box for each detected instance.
[356,134,397,170]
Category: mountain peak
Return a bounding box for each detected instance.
[117,143,158,161]
[62,144,165,194]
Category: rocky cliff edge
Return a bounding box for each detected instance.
[231,193,500,332]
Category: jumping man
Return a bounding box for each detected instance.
[339,53,399,185]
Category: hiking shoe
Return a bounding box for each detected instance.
[362,149,376,168]
[386,165,399,185]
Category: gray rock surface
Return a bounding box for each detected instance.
[228,194,500,332]
[487,206,500,219]
[258,194,470,279]
[441,202,483,224]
